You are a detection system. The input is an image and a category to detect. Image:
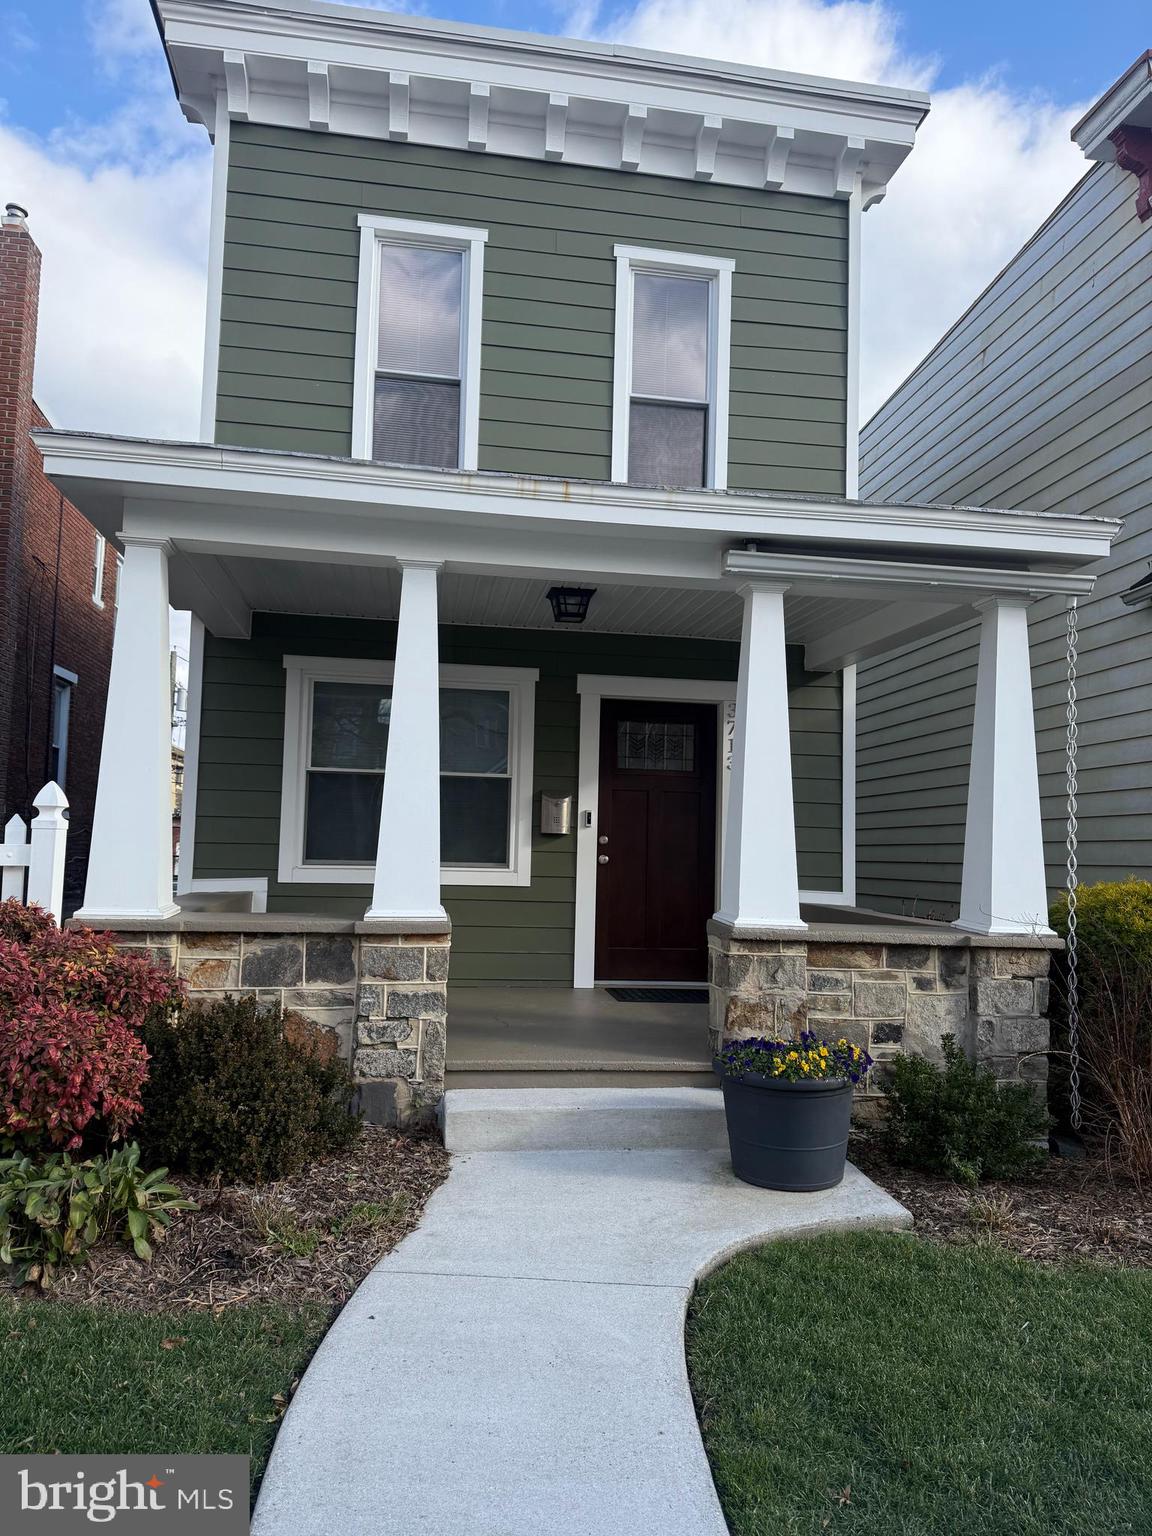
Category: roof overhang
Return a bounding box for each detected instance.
[33,430,1117,573]
[1072,51,1152,161]
[153,0,929,205]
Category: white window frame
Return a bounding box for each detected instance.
[91,532,106,607]
[49,665,77,790]
[611,244,734,491]
[351,213,488,472]
[114,552,124,608]
[279,655,537,888]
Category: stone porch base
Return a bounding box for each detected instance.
[708,918,1055,1108]
[103,914,451,1128]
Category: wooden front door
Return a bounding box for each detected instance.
[594,699,717,982]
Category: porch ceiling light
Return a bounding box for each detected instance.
[546,585,596,624]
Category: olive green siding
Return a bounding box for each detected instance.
[193,614,843,986]
[216,124,847,495]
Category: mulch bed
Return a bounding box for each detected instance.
[851,1129,1152,1268]
[46,1129,451,1314]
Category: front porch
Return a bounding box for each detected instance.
[38,435,1115,1123]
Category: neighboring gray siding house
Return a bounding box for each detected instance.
[38,0,1113,1122]
[858,55,1152,920]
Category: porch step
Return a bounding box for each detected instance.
[441,1086,727,1152]
[445,1069,717,1091]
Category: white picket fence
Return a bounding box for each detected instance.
[0,782,69,923]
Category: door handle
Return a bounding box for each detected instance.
[598,854,610,864]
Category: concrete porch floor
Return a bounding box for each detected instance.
[446,986,714,1085]
[444,904,962,1087]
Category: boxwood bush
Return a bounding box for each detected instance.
[881,1035,1049,1185]
[137,997,360,1184]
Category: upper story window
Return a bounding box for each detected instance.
[352,215,488,472]
[91,533,106,607]
[611,246,734,491]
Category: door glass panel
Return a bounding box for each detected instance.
[616,720,697,772]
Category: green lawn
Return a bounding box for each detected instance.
[0,1297,331,1493]
[687,1232,1152,1536]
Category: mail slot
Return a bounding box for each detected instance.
[539,794,572,836]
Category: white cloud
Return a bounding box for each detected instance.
[5,0,210,439]
[87,0,160,65]
[575,0,1088,417]
[591,0,934,88]
[5,121,210,439]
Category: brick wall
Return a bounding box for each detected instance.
[0,207,117,910]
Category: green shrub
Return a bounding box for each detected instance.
[0,1142,193,1288]
[1050,879,1152,1177]
[136,997,360,1185]
[881,1036,1049,1185]
[1051,878,1152,967]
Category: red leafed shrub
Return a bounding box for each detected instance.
[0,901,184,1151]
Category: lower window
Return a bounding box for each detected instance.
[280,659,537,887]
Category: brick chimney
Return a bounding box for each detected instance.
[0,201,43,820]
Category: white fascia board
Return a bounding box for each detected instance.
[156,0,928,201]
[33,430,1119,570]
[1071,52,1152,161]
[725,548,1100,599]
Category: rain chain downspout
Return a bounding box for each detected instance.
[1065,598,1082,1132]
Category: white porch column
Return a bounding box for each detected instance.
[716,582,806,930]
[957,596,1054,935]
[366,560,446,922]
[76,536,178,922]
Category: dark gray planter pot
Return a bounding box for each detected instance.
[718,1070,853,1191]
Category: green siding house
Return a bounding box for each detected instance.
[42,0,1114,1122]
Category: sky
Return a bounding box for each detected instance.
[0,0,1146,444]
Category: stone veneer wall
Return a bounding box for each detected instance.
[113,926,450,1127]
[708,922,1053,1106]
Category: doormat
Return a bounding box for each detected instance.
[605,987,709,1004]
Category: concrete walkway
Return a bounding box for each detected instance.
[253,1090,910,1536]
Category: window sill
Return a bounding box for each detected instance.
[277,862,532,889]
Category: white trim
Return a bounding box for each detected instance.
[91,532,106,607]
[716,584,806,929]
[844,183,862,499]
[182,876,269,914]
[840,663,857,906]
[573,667,856,984]
[156,1,928,203]
[199,91,230,443]
[175,615,205,896]
[52,665,79,686]
[278,654,537,887]
[351,214,488,472]
[36,431,1120,569]
[610,245,734,490]
[956,597,1055,936]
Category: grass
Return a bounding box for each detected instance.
[0,1296,331,1494]
[686,1231,1152,1536]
